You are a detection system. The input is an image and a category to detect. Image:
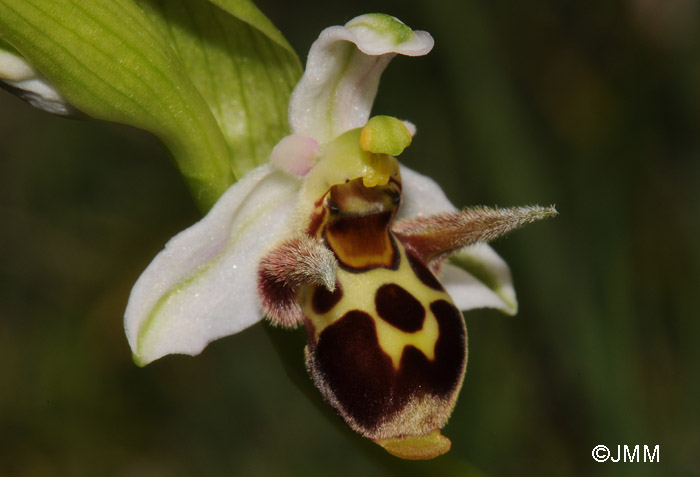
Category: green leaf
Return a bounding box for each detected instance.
[136,0,302,179]
[0,0,302,211]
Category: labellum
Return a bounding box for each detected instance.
[258,118,555,458]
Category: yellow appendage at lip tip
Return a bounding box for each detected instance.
[375,429,451,459]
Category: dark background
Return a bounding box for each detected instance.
[1,0,698,475]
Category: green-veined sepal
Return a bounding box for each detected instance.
[124,164,301,366]
[288,13,433,145]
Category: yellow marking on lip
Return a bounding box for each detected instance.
[304,243,452,369]
[373,304,438,369]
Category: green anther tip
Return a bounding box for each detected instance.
[350,14,414,44]
[360,115,412,157]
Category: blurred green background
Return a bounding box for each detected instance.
[1,0,699,475]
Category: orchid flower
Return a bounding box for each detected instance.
[123,14,555,459]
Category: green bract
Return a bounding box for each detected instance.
[0,0,301,211]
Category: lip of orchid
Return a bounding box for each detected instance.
[256,114,555,458]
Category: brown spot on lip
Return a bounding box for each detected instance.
[308,301,467,437]
[310,311,394,429]
[427,300,467,394]
[312,283,343,315]
[375,283,425,332]
[407,252,444,291]
[304,316,317,345]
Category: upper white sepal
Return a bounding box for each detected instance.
[343,14,434,57]
[124,164,301,365]
[288,14,434,145]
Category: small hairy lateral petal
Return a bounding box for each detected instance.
[258,235,338,327]
[394,205,558,262]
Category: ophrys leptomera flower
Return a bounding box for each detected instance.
[124,14,556,459]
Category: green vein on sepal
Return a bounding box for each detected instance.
[134,178,288,363]
[448,252,518,314]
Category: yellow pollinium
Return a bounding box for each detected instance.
[376,429,452,460]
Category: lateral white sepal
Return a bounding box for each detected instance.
[443,244,517,315]
[399,165,518,314]
[125,164,301,365]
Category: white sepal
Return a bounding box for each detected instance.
[399,164,518,314]
[288,14,434,145]
[0,47,76,116]
[442,243,517,315]
[124,164,301,365]
[398,164,457,218]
